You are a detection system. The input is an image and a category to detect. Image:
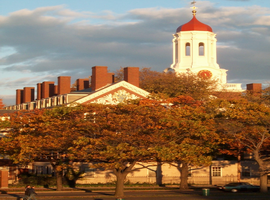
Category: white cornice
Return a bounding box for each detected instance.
[73,81,149,104]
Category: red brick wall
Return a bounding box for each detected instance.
[54,85,58,96]
[42,81,55,98]
[37,83,42,100]
[23,87,35,103]
[77,78,90,91]
[16,89,24,105]
[58,76,71,95]
[124,67,139,87]
[246,83,262,93]
[91,66,108,91]
[107,72,115,85]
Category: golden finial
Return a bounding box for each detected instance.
[191,0,197,16]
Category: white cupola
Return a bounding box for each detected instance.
[169,4,228,86]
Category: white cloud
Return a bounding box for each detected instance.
[0,3,270,105]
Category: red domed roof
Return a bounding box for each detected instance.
[176,15,212,32]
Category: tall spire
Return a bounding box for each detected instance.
[191,0,197,16]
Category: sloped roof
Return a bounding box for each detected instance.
[69,81,149,105]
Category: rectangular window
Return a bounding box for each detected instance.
[188,167,192,177]
[85,168,96,178]
[242,166,251,177]
[212,166,221,177]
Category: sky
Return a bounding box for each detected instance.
[0,0,270,106]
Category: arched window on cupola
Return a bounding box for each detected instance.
[199,42,204,56]
[185,43,190,56]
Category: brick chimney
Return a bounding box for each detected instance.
[54,85,58,96]
[58,76,71,95]
[246,83,262,95]
[108,72,115,85]
[23,87,35,103]
[124,67,139,87]
[37,83,42,100]
[77,78,90,91]
[91,66,109,91]
[42,81,55,99]
[16,89,24,105]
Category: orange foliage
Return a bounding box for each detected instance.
[212,98,270,192]
[0,99,4,109]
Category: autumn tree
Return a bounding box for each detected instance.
[0,99,4,109]
[244,85,270,106]
[70,101,166,198]
[114,67,124,82]
[139,69,217,100]
[115,67,217,100]
[155,96,220,189]
[114,67,161,84]
[216,121,248,182]
[0,106,88,190]
[263,86,270,104]
[204,99,248,182]
[211,98,270,192]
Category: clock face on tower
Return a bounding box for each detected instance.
[198,70,212,79]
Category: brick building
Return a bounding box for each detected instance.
[4,66,149,111]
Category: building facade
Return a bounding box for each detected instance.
[4,66,149,111]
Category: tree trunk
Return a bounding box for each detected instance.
[156,161,163,186]
[237,154,241,182]
[113,162,136,198]
[51,163,64,191]
[260,173,268,193]
[55,168,63,191]
[253,150,268,193]
[114,171,127,198]
[177,162,189,189]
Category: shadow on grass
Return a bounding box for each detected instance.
[72,187,92,193]
[96,192,114,196]
[1,193,22,200]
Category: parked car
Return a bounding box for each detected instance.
[222,182,260,192]
[216,185,223,190]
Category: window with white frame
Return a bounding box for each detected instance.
[212,166,222,177]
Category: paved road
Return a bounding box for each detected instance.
[1,189,270,200]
